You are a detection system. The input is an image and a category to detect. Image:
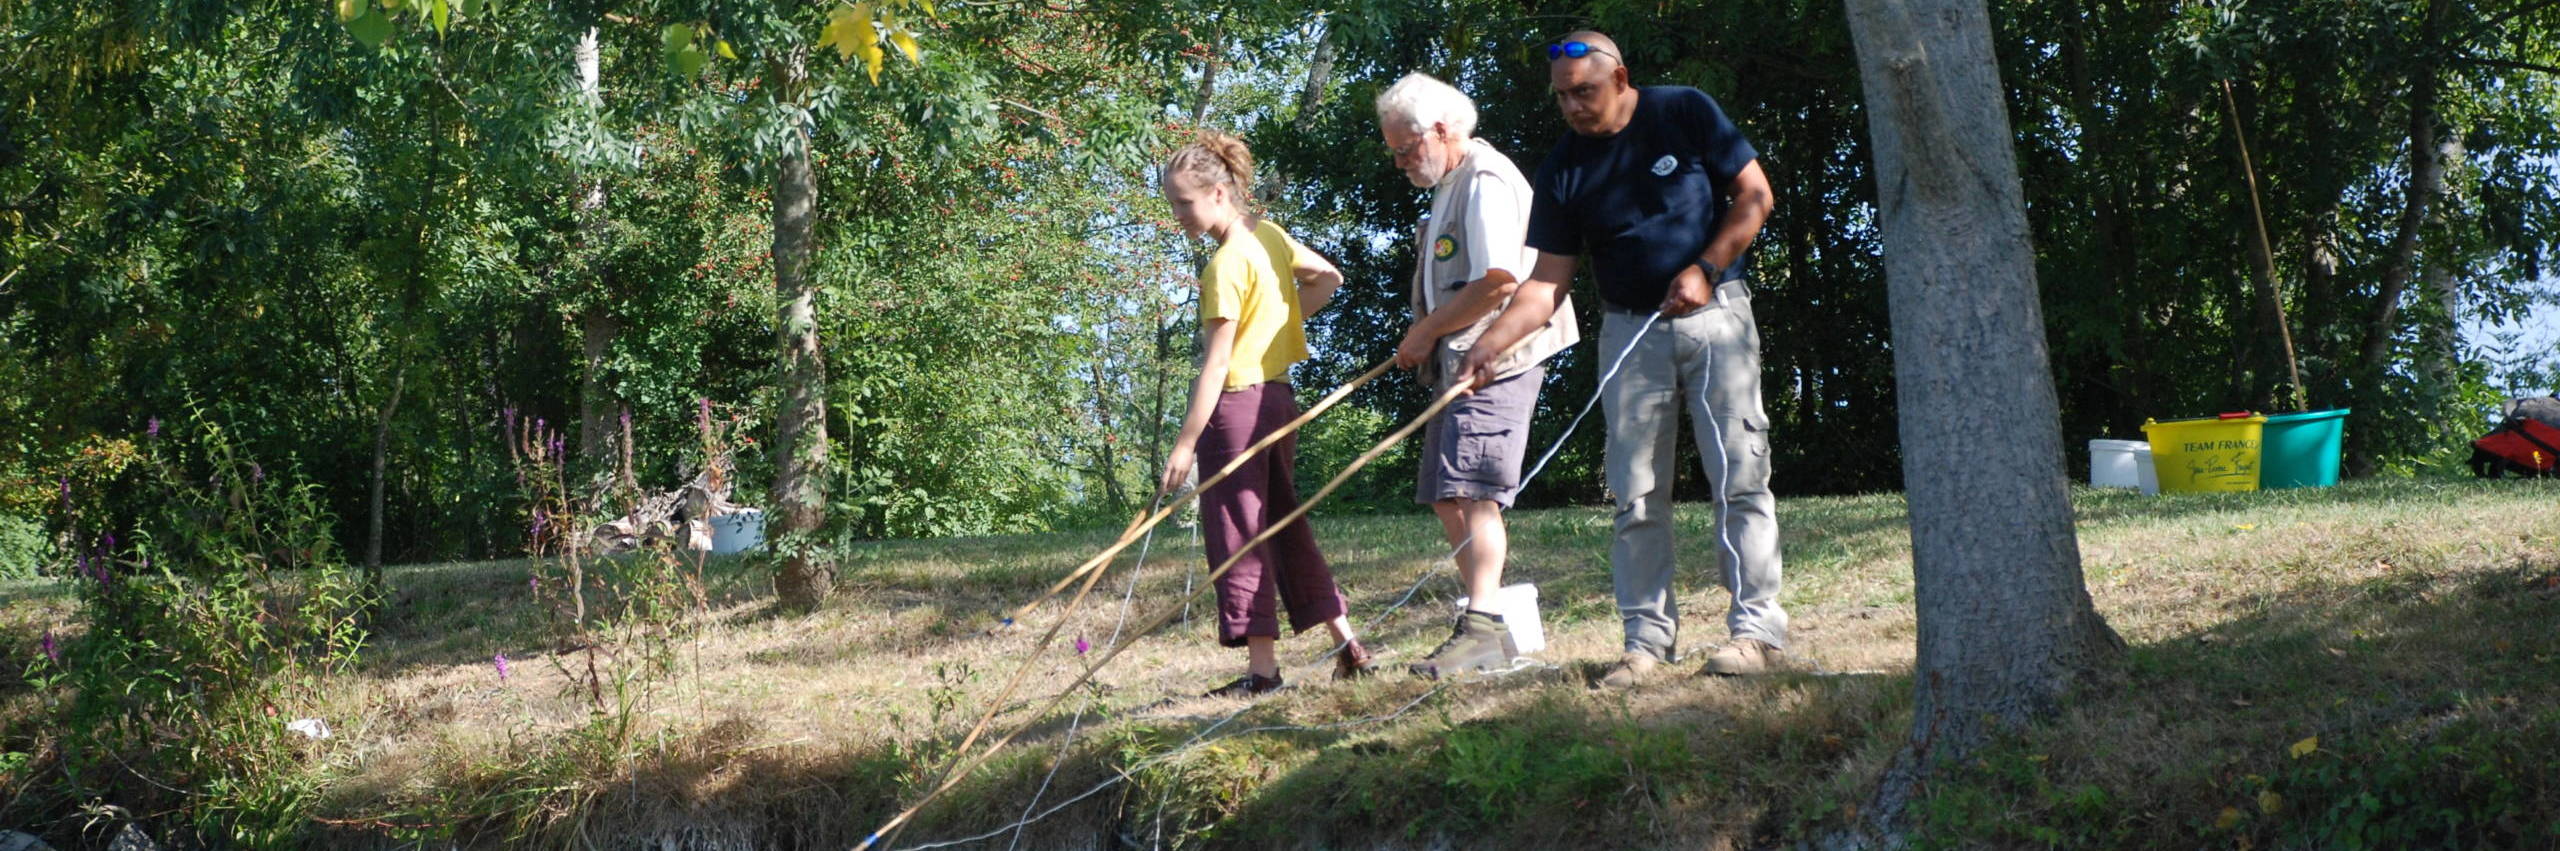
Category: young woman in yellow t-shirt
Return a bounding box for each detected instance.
[1156,130,1376,697]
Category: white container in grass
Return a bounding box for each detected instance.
[2089,439,2158,495]
[1452,583,1544,656]
[709,508,765,554]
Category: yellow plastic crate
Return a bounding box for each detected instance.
[2141,414,2267,493]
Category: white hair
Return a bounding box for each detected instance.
[1373,72,1478,139]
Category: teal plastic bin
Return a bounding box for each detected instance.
[2260,409,2349,489]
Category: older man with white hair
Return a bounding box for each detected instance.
[1374,72,1579,679]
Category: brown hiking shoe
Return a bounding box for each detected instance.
[1593,650,1660,690]
[1334,640,1380,681]
[1409,611,1517,680]
[1701,638,1782,676]
[1204,672,1284,698]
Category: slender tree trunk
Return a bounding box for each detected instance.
[2063,2,2150,431]
[769,45,834,611]
[2350,0,2450,475]
[1190,35,1219,124]
[573,27,620,481]
[1297,22,1339,117]
[2417,136,2465,386]
[1843,0,2125,836]
[579,308,620,473]
[1147,300,1172,493]
[367,371,407,591]
[1089,352,1128,515]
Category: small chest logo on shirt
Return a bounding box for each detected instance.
[1651,155,1679,177]
[1432,233,1458,260]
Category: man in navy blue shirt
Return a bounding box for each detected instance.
[1463,31,1788,687]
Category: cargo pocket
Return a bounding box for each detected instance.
[1455,428,1510,478]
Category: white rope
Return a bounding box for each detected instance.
[1002,492,1161,851]
[1308,309,1666,664]
[894,684,1449,851]
[896,309,1672,850]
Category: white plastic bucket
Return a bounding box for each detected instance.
[1452,583,1544,656]
[2089,439,2157,495]
[708,509,766,554]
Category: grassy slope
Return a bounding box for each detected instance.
[5,479,2559,849]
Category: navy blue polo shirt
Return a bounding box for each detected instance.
[1525,86,1760,312]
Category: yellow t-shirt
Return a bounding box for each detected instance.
[1200,219,1313,390]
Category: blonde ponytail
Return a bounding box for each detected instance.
[1161,129,1256,206]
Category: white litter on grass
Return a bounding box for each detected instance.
[285,718,332,740]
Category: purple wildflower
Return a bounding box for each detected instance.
[102,533,115,553]
[40,631,59,664]
[58,476,70,508]
[251,462,264,483]
[529,576,539,592]
[1074,636,1090,655]
[530,508,549,539]
[619,407,632,432]
[146,417,160,438]
[493,653,511,681]
[550,434,564,462]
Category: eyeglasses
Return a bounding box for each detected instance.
[1546,41,1619,62]
[1387,134,1425,161]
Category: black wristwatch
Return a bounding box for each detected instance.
[1693,259,1725,283]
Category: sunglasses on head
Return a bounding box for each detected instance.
[1547,41,1618,61]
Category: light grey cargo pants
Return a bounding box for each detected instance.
[1599,280,1788,661]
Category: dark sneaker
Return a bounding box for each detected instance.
[1334,640,1380,681]
[1593,650,1660,690]
[1204,672,1285,698]
[1700,638,1782,676]
[1409,611,1517,680]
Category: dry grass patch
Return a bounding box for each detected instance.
[2,479,2554,848]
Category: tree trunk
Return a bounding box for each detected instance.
[2417,136,2465,389]
[768,46,834,611]
[366,371,407,591]
[1190,35,1219,124]
[578,307,620,474]
[1296,22,1339,117]
[1842,0,2126,835]
[1147,300,1172,493]
[2349,0,2450,476]
[574,27,620,481]
[1089,352,1128,515]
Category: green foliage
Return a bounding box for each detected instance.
[1912,706,2560,849]
[1291,399,1416,513]
[0,515,45,579]
[1434,700,1696,828]
[27,411,371,848]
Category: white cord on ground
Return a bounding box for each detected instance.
[1003,493,1162,851]
[1309,309,1666,663]
[895,683,1449,851]
[900,308,1671,850]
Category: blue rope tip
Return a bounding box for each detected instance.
[1000,617,1015,627]
[861,833,880,849]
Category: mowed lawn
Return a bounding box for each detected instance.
[5,478,2558,848]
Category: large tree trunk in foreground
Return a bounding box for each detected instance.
[769,46,834,611]
[1843,0,2125,835]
